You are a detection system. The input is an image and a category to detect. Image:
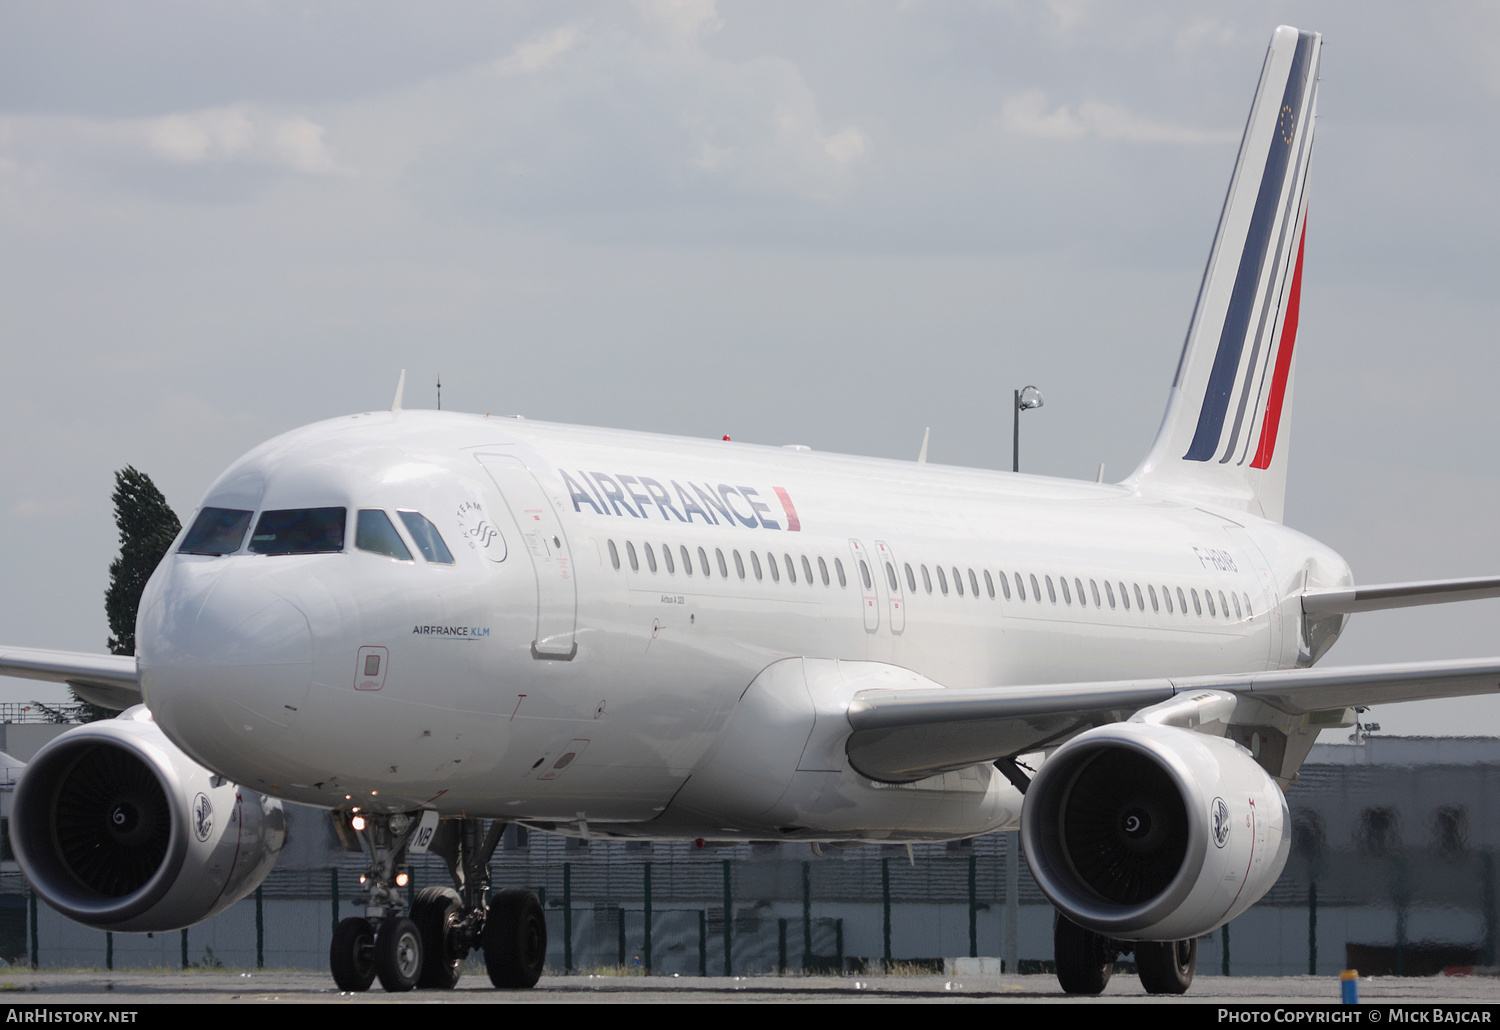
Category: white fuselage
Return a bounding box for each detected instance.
[135,410,1351,841]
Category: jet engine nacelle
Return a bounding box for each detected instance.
[10,706,285,933]
[1021,722,1289,942]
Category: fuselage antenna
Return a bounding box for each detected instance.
[437,371,442,411]
[917,427,930,465]
[391,369,406,413]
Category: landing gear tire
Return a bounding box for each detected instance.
[1136,938,1197,995]
[483,887,547,988]
[412,886,465,989]
[1054,914,1115,995]
[375,916,424,993]
[330,916,377,992]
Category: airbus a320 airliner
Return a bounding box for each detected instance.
[3,26,1496,996]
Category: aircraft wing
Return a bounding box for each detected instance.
[1303,575,1500,615]
[0,646,141,711]
[844,656,1500,783]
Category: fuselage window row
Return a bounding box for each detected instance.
[605,538,1253,624]
[606,539,849,591]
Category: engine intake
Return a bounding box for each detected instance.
[1021,722,1288,941]
[11,707,285,933]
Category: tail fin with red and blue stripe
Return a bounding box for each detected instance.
[1127,25,1320,523]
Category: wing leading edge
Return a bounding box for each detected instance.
[0,646,141,711]
[845,657,1500,785]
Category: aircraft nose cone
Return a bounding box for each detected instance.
[138,566,313,763]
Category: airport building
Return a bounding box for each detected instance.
[0,718,1493,978]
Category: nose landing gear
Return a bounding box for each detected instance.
[330,812,548,993]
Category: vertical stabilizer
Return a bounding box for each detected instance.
[1125,26,1320,523]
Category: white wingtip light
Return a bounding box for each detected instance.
[391,370,406,413]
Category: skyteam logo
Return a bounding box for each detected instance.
[1211,797,1231,848]
[193,792,213,842]
[560,470,801,531]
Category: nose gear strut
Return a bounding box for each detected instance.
[328,811,548,993]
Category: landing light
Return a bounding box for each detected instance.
[396,871,409,888]
[351,815,366,832]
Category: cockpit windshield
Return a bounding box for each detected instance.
[249,508,346,555]
[179,507,254,555]
[356,509,412,561]
[398,511,455,564]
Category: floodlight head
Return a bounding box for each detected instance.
[1018,385,1044,411]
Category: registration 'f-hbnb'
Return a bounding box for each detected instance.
[4,26,1493,996]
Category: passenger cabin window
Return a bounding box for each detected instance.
[661,544,675,574]
[936,566,948,595]
[249,508,346,555]
[717,548,729,578]
[734,550,746,579]
[835,558,847,587]
[627,541,639,571]
[803,555,815,585]
[922,565,933,594]
[397,511,455,564]
[180,507,253,555]
[356,509,413,561]
[608,540,621,570]
[821,557,832,586]
[998,572,1011,600]
[645,543,658,573]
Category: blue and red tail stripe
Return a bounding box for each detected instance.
[1184,29,1317,464]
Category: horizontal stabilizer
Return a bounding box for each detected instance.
[845,656,1500,782]
[0,646,141,711]
[1303,575,1500,615]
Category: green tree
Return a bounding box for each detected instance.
[105,467,181,657]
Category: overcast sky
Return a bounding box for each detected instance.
[4,1,1500,734]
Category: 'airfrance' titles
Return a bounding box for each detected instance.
[560,471,801,532]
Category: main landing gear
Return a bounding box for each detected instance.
[330,812,548,993]
[1053,913,1197,996]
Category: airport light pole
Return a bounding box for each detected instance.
[1013,385,1044,472]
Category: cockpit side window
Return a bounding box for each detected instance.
[179,507,253,555]
[356,510,413,561]
[397,511,455,564]
[249,508,346,554]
